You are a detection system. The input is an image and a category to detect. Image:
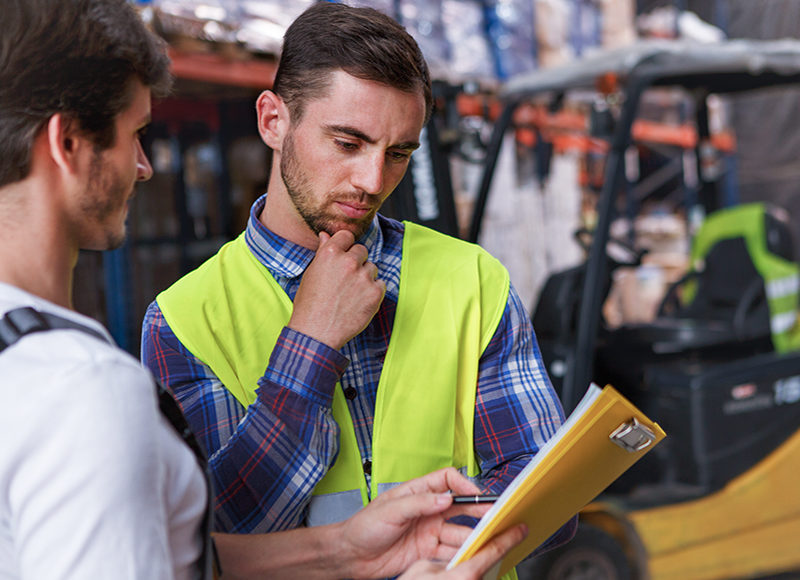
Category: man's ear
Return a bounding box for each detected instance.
[256,90,289,151]
[45,113,86,175]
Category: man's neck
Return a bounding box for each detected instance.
[0,181,76,309]
[259,186,321,250]
[0,252,75,308]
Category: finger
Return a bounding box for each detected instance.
[369,491,455,527]
[326,229,356,250]
[386,468,481,499]
[414,467,483,496]
[345,242,369,265]
[441,469,483,496]
[448,524,527,577]
[431,543,460,563]
[318,231,331,244]
[365,261,379,280]
[436,521,475,548]
[398,559,447,578]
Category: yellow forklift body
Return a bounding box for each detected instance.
[626,428,800,579]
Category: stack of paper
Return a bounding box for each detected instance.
[447,383,666,579]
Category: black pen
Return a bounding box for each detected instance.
[451,494,500,504]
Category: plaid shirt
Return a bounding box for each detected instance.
[142,194,572,548]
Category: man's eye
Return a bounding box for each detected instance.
[136,126,149,140]
[335,140,359,151]
[388,150,412,162]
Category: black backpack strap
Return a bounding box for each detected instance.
[152,376,220,577]
[0,306,220,577]
[0,306,108,353]
[154,378,221,577]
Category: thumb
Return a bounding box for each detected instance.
[448,524,527,577]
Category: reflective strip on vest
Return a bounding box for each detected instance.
[765,274,800,342]
[307,468,478,527]
[767,273,800,301]
[307,489,364,527]
[688,203,800,353]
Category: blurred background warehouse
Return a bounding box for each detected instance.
[67,2,800,577]
[80,0,800,356]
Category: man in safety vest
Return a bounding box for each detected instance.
[0,0,528,577]
[142,3,576,576]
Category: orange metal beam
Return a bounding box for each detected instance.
[168,47,277,89]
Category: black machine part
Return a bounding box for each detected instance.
[518,522,632,580]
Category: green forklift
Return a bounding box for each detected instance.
[467,39,800,579]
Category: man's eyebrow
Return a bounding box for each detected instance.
[326,124,420,151]
[394,141,421,152]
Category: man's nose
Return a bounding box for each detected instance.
[351,152,385,195]
[136,140,153,182]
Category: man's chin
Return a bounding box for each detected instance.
[106,235,126,251]
[81,227,127,252]
[105,220,128,250]
[328,215,374,238]
[322,224,370,241]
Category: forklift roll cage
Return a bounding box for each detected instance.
[468,38,800,414]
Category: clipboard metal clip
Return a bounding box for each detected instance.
[610,418,656,452]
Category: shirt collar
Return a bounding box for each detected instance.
[245,193,384,279]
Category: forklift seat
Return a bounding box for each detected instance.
[608,203,800,357]
[651,235,771,351]
[661,203,800,353]
[597,204,800,493]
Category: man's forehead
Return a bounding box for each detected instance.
[302,71,425,128]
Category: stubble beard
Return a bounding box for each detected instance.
[280,129,375,240]
[80,149,131,251]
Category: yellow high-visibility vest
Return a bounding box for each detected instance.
[158,221,517,578]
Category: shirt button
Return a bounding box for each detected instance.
[343,387,357,400]
[363,460,372,475]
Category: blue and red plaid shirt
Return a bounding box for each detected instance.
[141,193,574,550]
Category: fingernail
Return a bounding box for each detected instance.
[436,493,453,506]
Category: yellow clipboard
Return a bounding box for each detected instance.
[447,383,666,577]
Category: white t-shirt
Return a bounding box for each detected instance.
[0,283,206,579]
